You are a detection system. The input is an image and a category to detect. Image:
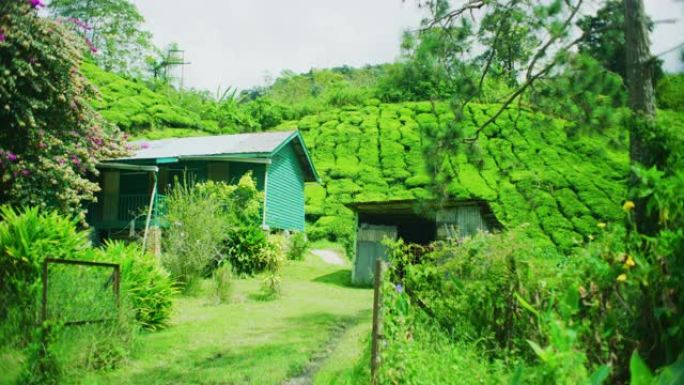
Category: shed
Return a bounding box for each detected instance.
[87,130,319,240]
[346,199,499,286]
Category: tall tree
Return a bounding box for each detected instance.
[49,0,153,75]
[624,0,658,231]
[577,0,662,83]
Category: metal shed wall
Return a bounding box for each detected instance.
[265,142,305,231]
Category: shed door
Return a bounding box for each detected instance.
[353,225,397,286]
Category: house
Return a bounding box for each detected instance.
[346,199,500,286]
[87,130,319,244]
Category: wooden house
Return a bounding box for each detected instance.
[87,130,319,241]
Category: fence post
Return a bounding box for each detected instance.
[371,257,384,384]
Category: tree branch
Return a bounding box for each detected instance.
[525,0,583,81]
[464,28,597,142]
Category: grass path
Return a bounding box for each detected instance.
[77,252,372,385]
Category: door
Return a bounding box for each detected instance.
[353,225,397,286]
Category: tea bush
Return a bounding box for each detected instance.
[82,63,260,134]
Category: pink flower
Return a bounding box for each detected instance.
[28,0,44,9]
[21,169,30,176]
[85,38,98,53]
[140,142,150,149]
[6,153,17,162]
[0,30,5,43]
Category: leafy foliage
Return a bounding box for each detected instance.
[0,206,89,344]
[0,1,127,218]
[286,232,309,261]
[0,206,175,383]
[656,74,684,111]
[48,0,154,75]
[91,241,175,330]
[377,110,684,383]
[163,174,279,280]
[577,0,663,83]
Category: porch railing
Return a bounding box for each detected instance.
[87,193,167,228]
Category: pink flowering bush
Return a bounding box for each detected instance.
[0,0,128,218]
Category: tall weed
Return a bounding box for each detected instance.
[162,177,227,290]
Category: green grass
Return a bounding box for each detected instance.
[313,321,371,385]
[71,252,372,385]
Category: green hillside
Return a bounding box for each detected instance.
[82,62,207,133]
[289,101,631,252]
[81,62,260,138]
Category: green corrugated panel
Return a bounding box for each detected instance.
[265,143,305,231]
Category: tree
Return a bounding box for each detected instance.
[48,0,153,75]
[577,0,663,83]
[0,0,127,218]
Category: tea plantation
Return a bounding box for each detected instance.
[81,63,209,133]
[293,101,632,252]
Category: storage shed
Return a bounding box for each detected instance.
[347,199,499,286]
[87,130,319,240]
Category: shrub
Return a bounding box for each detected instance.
[165,174,272,278]
[256,238,284,300]
[92,241,175,330]
[0,207,174,382]
[386,230,563,356]
[223,225,273,276]
[286,232,309,261]
[0,206,90,345]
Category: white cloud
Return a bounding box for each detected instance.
[132,0,683,91]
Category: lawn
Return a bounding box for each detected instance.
[73,251,373,385]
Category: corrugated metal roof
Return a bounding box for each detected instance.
[117,130,296,160]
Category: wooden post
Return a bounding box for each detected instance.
[41,259,48,323]
[370,257,384,384]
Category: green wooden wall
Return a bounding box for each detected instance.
[265,143,305,231]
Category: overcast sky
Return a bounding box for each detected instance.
[131,0,684,91]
